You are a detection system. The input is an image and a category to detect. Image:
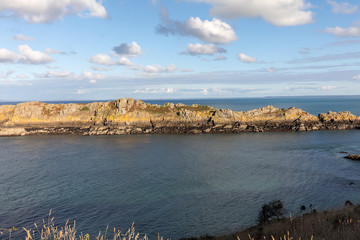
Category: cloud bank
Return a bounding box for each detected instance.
[0,45,52,64]
[238,53,257,63]
[89,53,134,67]
[0,0,108,23]
[156,6,238,44]
[325,26,360,37]
[327,0,358,14]
[113,42,143,57]
[182,43,226,55]
[188,0,314,26]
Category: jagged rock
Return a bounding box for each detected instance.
[319,111,359,122]
[164,102,175,109]
[344,154,360,161]
[0,98,359,136]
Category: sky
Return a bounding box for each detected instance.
[0,0,360,101]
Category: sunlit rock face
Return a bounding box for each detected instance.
[0,98,359,136]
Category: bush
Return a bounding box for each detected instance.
[257,200,285,224]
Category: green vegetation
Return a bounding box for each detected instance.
[177,105,212,112]
[145,105,171,114]
[257,200,285,224]
[42,107,52,116]
[193,201,360,240]
[79,106,90,111]
[144,103,211,114]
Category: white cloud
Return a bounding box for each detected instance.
[266,68,276,72]
[76,89,87,95]
[48,70,71,78]
[0,48,20,63]
[181,68,194,72]
[156,7,238,44]
[13,34,34,41]
[16,74,27,79]
[0,45,52,64]
[182,43,226,55]
[214,55,227,61]
[0,0,108,23]
[320,86,338,90]
[89,79,97,84]
[140,64,178,74]
[34,70,71,78]
[113,42,143,57]
[327,1,358,14]
[134,87,175,94]
[18,45,53,64]
[89,53,134,66]
[34,70,106,81]
[0,70,14,78]
[81,71,105,80]
[90,54,113,65]
[91,65,112,71]
[44,48,63,54]
[238,53,257,63]
[324,26,360,37]
[201,88,209,95]
[353,75,360,80]
[188,0,313,26]
[118,57,134,67]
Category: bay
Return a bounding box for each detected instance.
[0,96,360,239]
[1,132,360,239]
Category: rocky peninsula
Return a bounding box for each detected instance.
[0,98,359,136]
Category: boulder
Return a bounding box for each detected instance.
[344,154,360,161]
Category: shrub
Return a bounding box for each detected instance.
[79,106,90,111]
[257,200,285,224]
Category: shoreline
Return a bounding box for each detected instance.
[2,203,359,240]
[1,98,360,136]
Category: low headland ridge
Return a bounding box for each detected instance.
[0,98,359,136]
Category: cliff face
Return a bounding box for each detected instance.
[0,98,359,136]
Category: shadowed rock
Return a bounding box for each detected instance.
[344,154,360,161]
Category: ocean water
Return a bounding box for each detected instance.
[1,95,360,115]
[0,97,360,239]
[145,96,360,116]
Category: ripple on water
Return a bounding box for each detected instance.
[0,131,360,239]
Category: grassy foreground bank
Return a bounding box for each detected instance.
[1,204,360,240]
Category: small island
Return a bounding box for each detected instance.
[0,98,359,136]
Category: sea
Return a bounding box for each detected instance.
[0,96,360,239]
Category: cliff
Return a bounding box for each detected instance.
[0,98,359,136]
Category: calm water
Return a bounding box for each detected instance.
[0,97,360,239]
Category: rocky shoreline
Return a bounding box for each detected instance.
[0,98,359,136]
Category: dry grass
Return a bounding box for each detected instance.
[2,204,360,240]
[208,203,360,240]
[1,210,162,240]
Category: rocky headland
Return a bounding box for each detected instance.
[0,98,359,136]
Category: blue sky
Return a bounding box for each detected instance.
[0,0,360,101]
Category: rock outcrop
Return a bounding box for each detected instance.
[0,98,359,136]
[344,154,360,161]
